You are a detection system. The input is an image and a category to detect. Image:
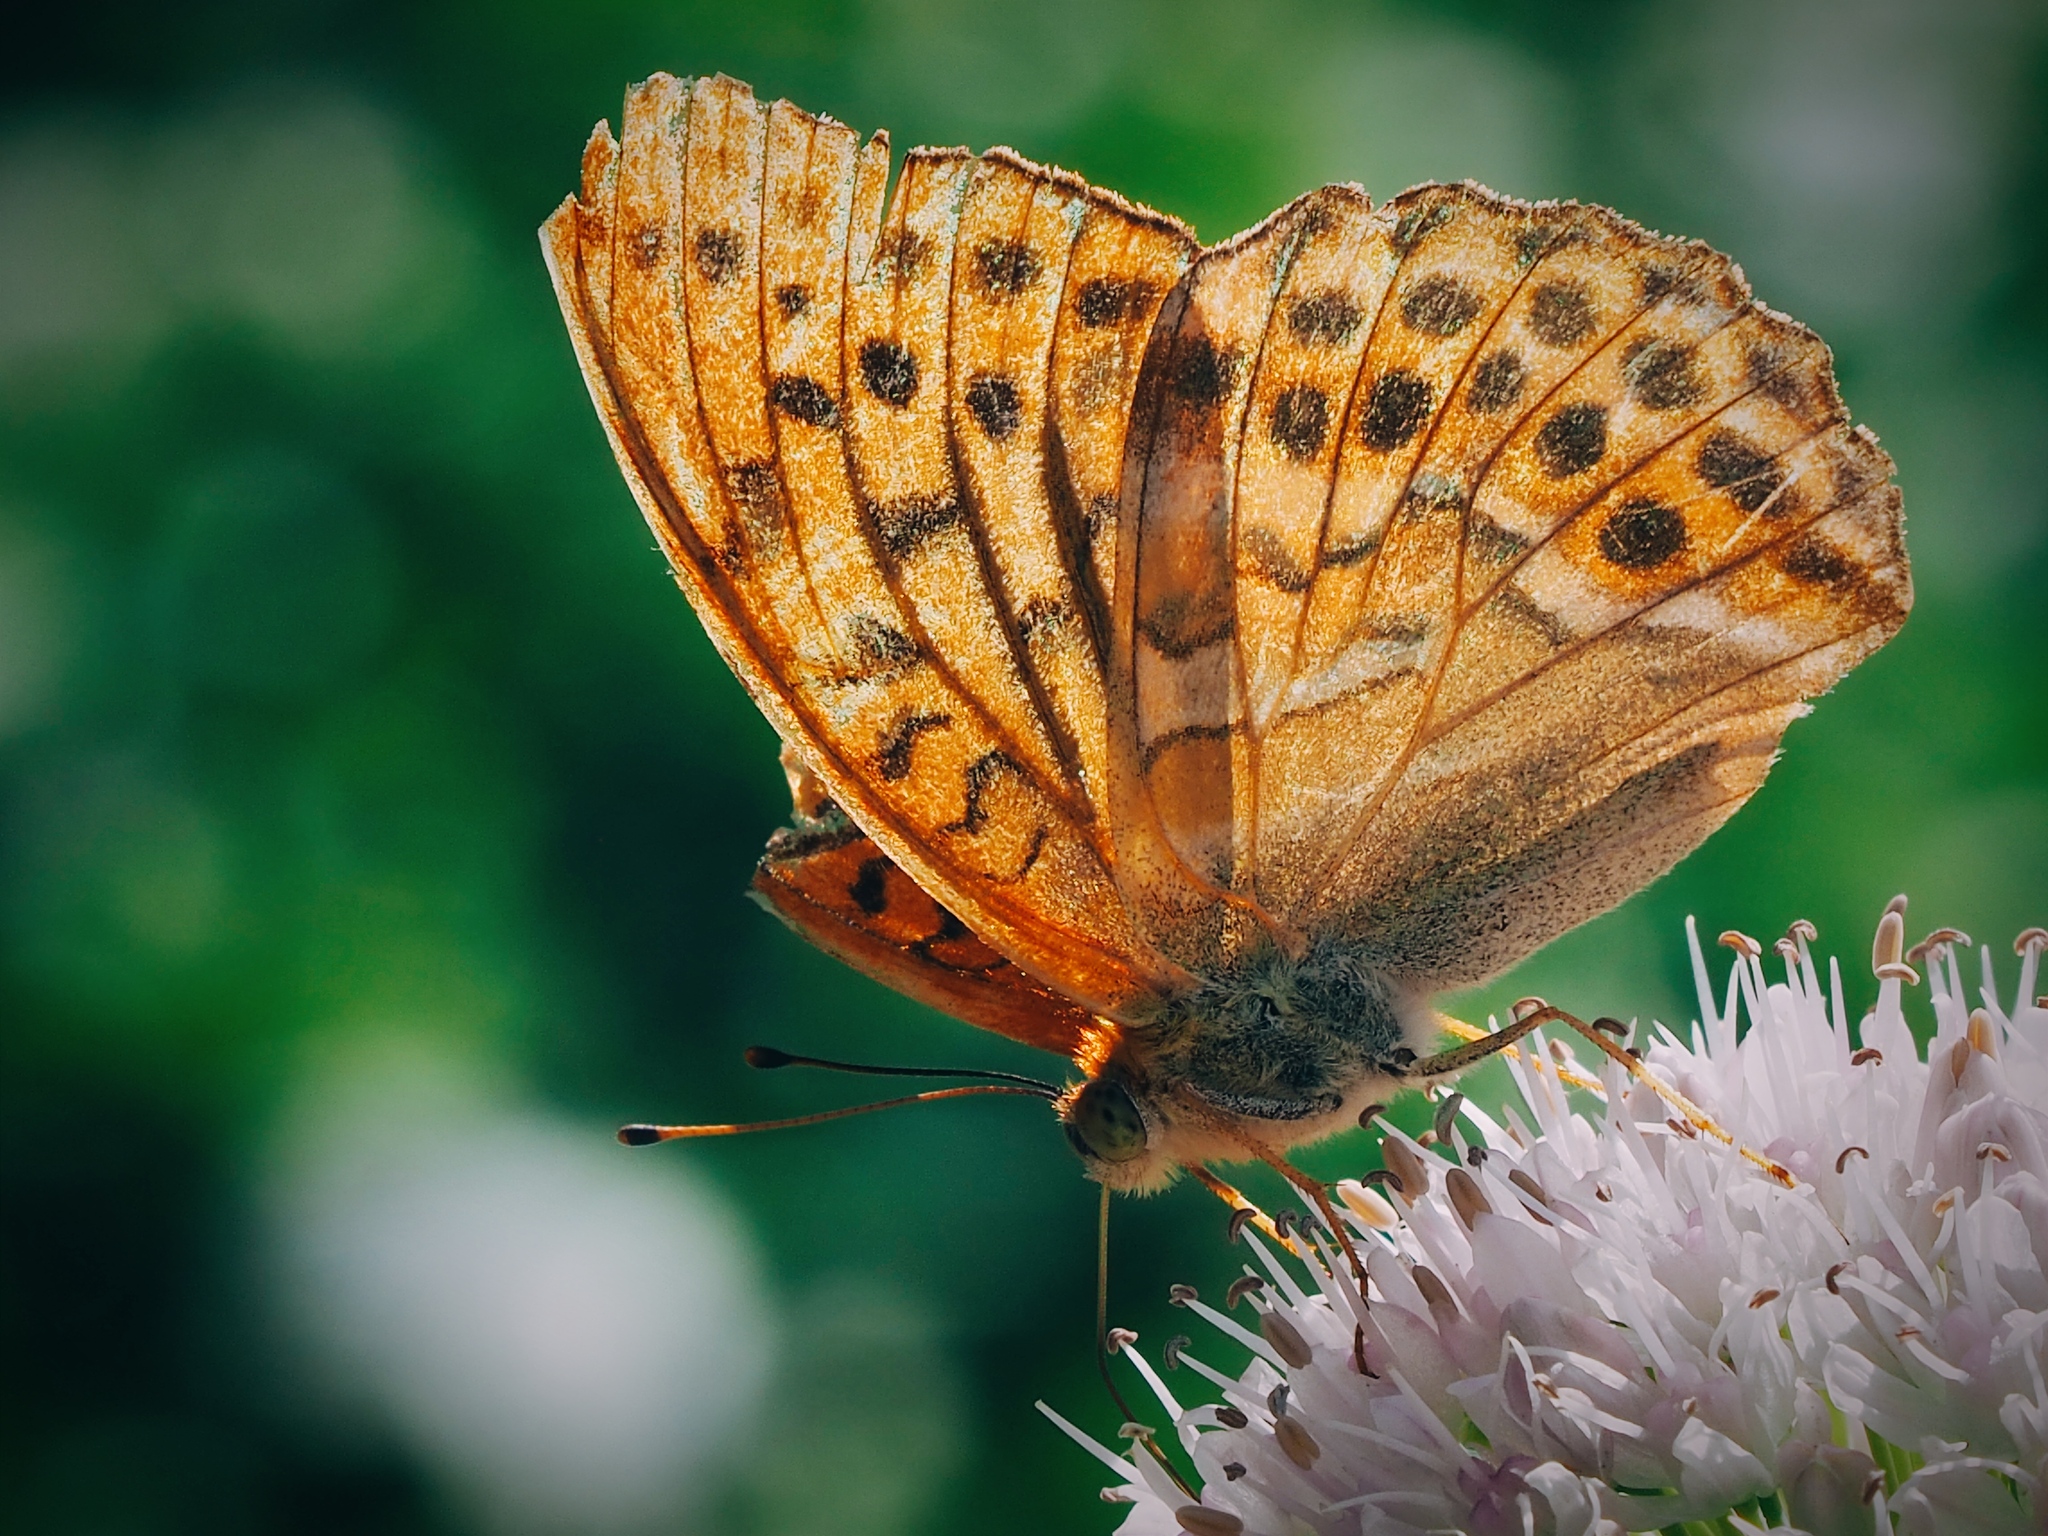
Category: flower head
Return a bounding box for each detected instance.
[1045,905,2048,1536]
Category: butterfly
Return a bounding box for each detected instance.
[541,72,1909,1196]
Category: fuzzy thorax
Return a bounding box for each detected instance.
[1060,936,1441,1191]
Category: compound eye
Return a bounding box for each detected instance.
[1067,1079,1147,1163]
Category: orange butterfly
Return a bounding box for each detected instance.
[541,73,1908,1198]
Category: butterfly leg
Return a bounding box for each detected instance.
[1414,1002,1794,1188]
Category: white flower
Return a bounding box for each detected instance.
[1043,904,2048,1536]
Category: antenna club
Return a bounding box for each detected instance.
[617,1125,665,1146]
[744,1045,795,1069]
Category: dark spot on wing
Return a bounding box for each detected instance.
[1598,498,1687,569]
[1493,582,1571,647]
[694,226,744,284]
[1322,533,1379,568]
[1467,350,1526,415]
[1287,290,1364,347]
[1016,595,1073,643]
[1466,513,1527,565]
[867,493,963,559]
[1696,428,1787,514]
[860,339,919,406]
[974,238,1041,299]
[1242,525,1311,593]
[1391,199,1455,254]
[942,750,1029,835]
[1076,277,1150,328]
[1138,588,1234,659]
[849,856,891,914]
[875,712,952,781]
[1171,335,1238,407]
[1084,493,1117,544]
[1360,370,1434,451]
[846,614,921,677]
[1514,226,1557,268]
[1640,262,1684,303]
[1269,385,1330,460]
[1527,280,1596,347]
[1401,275,1484,336]
[1534,402,1607,477]
[966,374,1023,439]
[1622,336,1705,410]
[771,373,840,429]
[1779,533,1855,589]
[773,282,810,319]
[875,227,935,280]
[725,461,787,554]
[628,225,663,270]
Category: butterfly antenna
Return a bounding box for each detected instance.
[1094,1182,1196,1499]
[617,1083,1048,1145]
[739,1044,1059,1094]
[1414,1002,1793,1188]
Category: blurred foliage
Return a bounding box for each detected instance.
[3,1,2044,1532]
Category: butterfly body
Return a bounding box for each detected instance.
[545,74,1908,1189]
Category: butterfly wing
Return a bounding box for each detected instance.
[749,745,1101,1056]
[1117,182,1907,984]
[541,74,1198,1017]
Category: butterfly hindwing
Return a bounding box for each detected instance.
[752,749,1099,1056]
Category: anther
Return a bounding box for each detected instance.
[1667,1117,1699,1140]
[1594,1182,1612,1202]
[1787,919,1819,945]
[1719,930,1761,958]
[1433,1091,1465,1145]
[1467,1145,1488,1168]
[1226,1207,1257,1244]
[1412,1265,1454,1310]
[1225,1275,1265,1310]
[1977,1142,2012,1162]
[1273,1208,1299,1238]
[1266,1384,1289,1417]
[1850,1047,1882,1066]
[1163,1334,1191,1369]
[1357,1102,1389,1132]
[1168,1283,1199,1307]
[1214,1405,1249,1429]
[1932,1190,1958,1218]
[1590,1016,1628,1038]
[1826,1261,1850,1294]
[1222,1462,1247,1481]
[1445,1168,1492,1230]
[1261,1310,1313,1368]
[1361,1167,1405,1194]
[1873,907,1918,983]
[1352,1322,1372,1377]
[1105,1326,1139,1354]
[2015,927,2048,957]
[1274,1414,1321,1469]
[1748,1288,1781,1309]
[1174,1505,1244,1536]
[1835,1146,1869,1174]
[1774,937,1800,964]
[1117,1420,1155,1439]
[1380,1137,1427,1198]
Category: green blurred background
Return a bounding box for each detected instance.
[3,1,2043,1531]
